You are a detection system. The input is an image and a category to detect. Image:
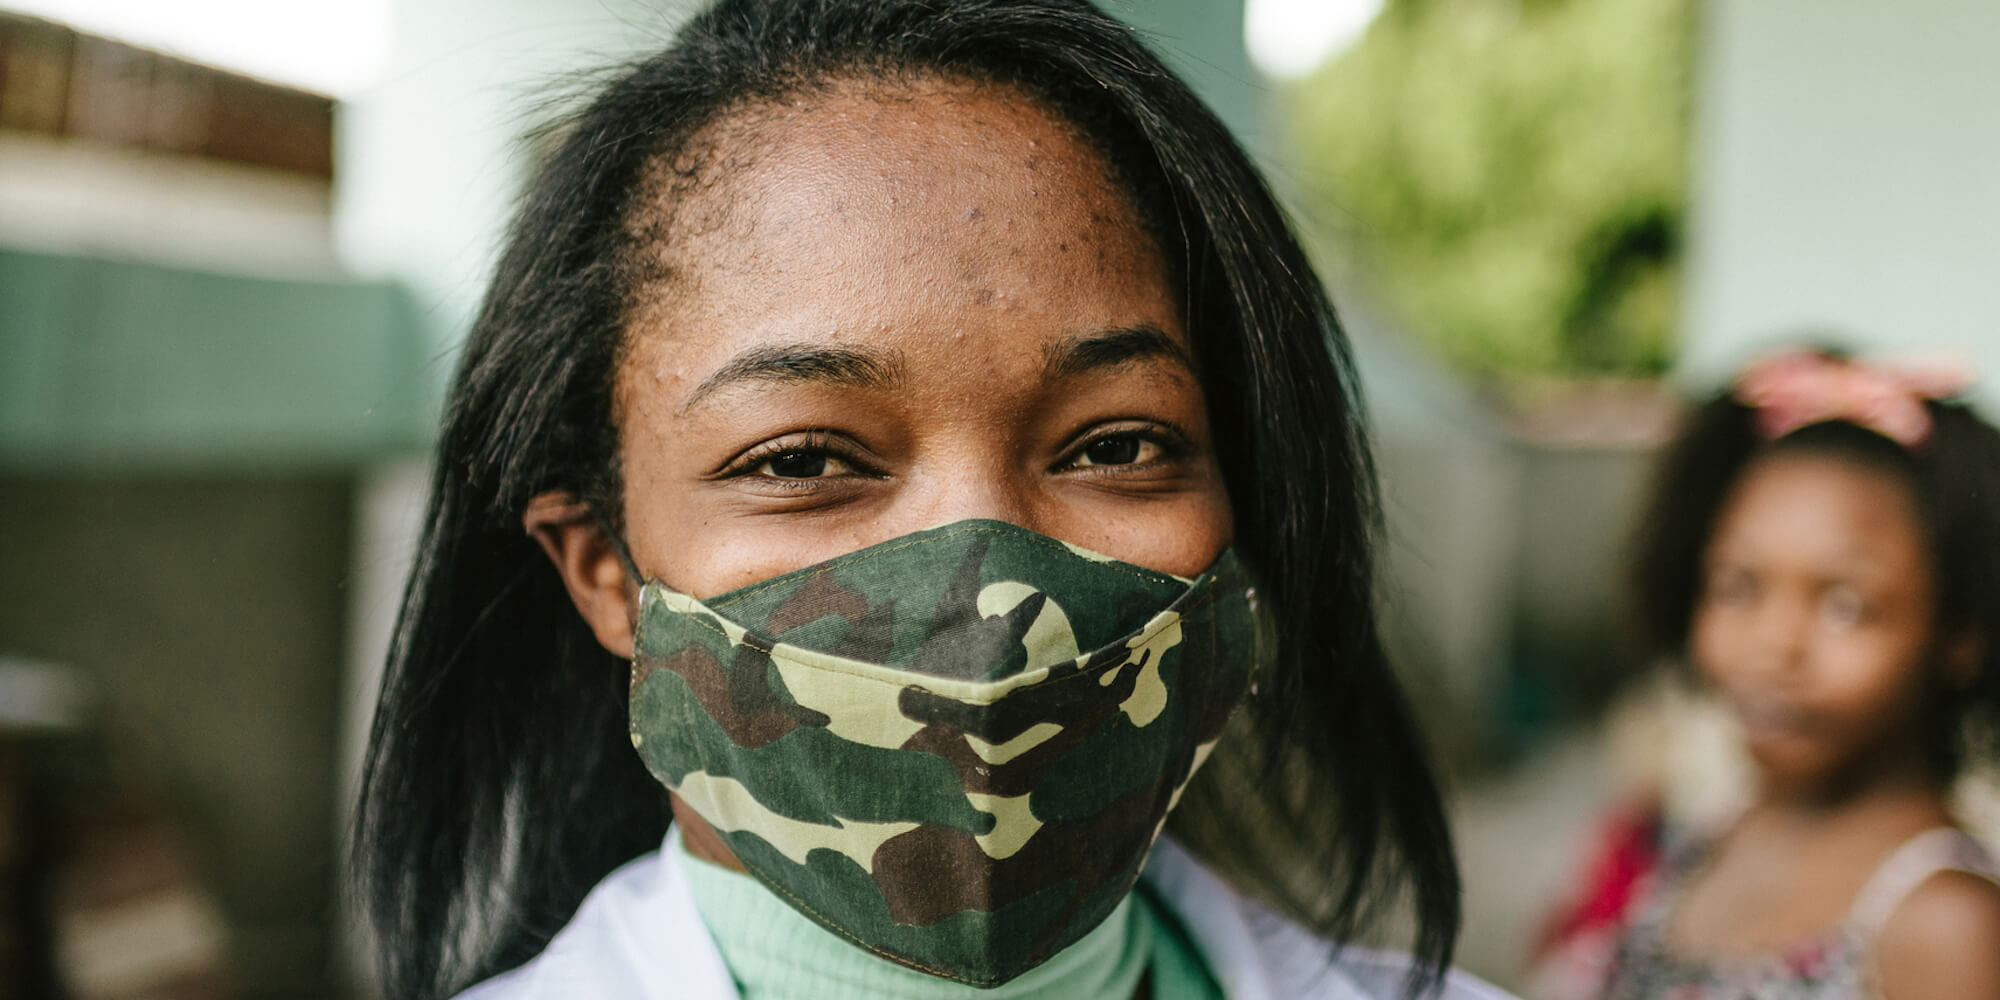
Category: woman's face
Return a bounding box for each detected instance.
[555,77,1230,651]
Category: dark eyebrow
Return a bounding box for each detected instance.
[680,343,906,412]
[1042,325,1195,382]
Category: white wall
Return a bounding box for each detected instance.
[1678,0,2000,406]
[0,133,338,276]
[333,0,690,345]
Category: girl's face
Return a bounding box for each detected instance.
[540,77,1231,655]
[1691,452,1942,794]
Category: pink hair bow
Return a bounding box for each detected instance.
[1733,350,1973,449]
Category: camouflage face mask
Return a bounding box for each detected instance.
[624,519,1268,986]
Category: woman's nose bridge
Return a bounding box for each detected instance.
[903,451,1040,530]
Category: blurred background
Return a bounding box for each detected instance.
[0,0,1994,996]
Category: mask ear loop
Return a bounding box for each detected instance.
[589,507,650,685]
[590,505,645,586]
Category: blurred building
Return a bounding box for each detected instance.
[0,12,430,997]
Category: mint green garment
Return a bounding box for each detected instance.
[674,830,1223,999]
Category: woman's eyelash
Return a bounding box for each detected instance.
[721,423,1189,480]
[723,431,867,478]
[1062,423,1190,468]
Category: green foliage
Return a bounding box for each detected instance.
[1287,0,1692,375]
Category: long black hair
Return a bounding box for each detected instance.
[1631,356,2000,781]
[355,2,1460,996]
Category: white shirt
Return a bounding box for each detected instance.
[460,837,1515,1000]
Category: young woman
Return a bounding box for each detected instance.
[354,2,1502,998]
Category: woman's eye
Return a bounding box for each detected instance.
[758,450,845,479]
[1073,433,1159,468]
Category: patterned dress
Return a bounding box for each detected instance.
[1599,827,2000,999]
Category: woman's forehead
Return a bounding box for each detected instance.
[617,77,1182,409]
[636,78,1151,275]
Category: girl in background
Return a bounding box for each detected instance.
[1583,350,2000,998]
[351,1,1506,998]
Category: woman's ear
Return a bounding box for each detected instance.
[524,491,637,659]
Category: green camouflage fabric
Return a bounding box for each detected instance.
[626,519,1267,986]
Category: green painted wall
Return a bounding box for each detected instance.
[0,250,435,474]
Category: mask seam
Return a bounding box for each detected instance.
[699,522,1191,612]
[655,583,1230,696]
